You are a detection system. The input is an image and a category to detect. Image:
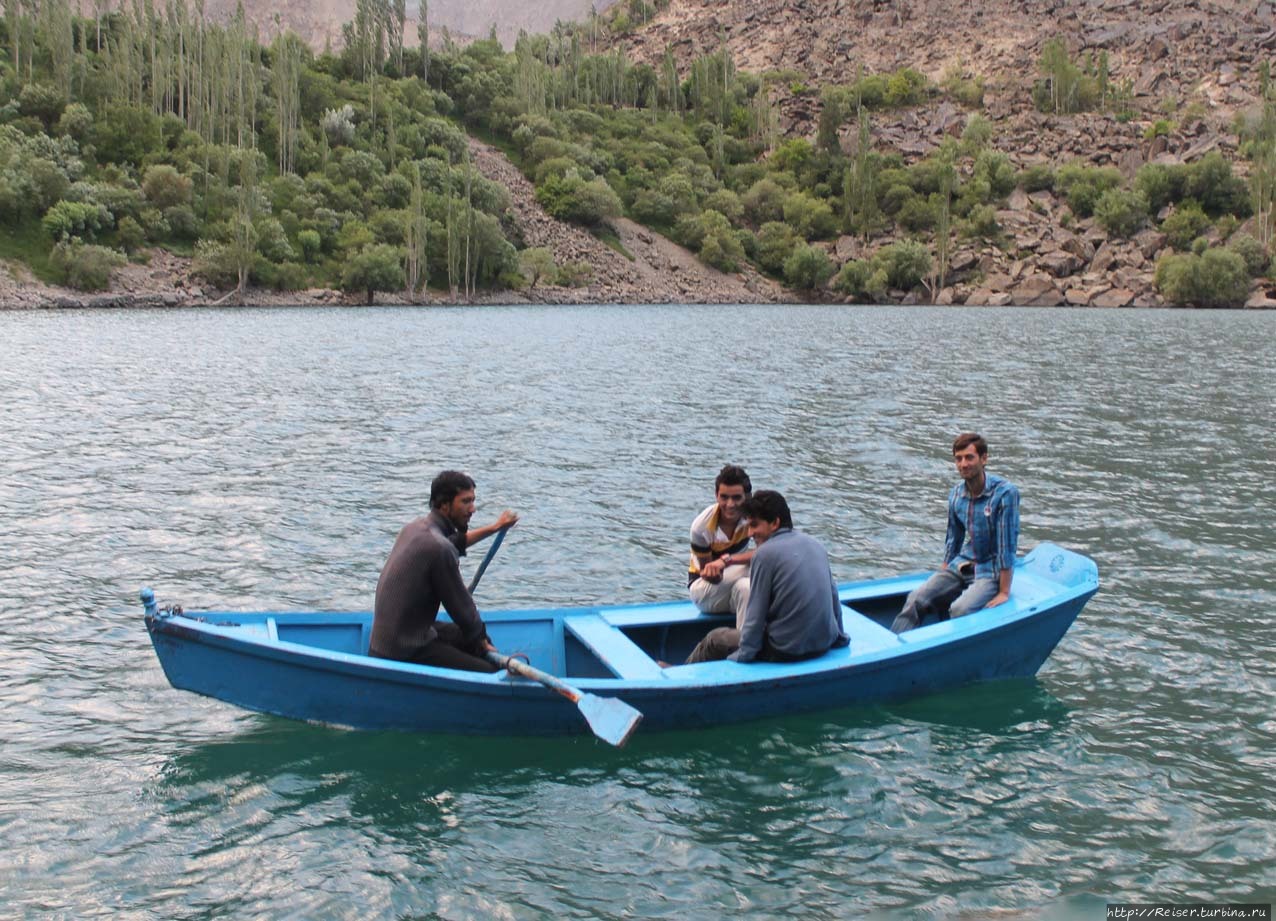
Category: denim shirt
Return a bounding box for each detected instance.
[944,473,1020,580]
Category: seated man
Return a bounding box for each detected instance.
[890,432,1020,633]
[369,470,517,672]
[685,490,848,664]
[688,464,754,629]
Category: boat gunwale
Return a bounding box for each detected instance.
[145,543,1098,693]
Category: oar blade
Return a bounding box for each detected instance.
[576,692,643,747]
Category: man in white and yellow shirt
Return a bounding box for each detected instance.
[688,465,754,628]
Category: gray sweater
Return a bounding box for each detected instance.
[731,527,847,663]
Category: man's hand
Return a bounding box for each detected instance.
[985,592,1010,608]
[495,509,519,529]
[700,558,726,583]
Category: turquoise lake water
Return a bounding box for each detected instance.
[1,304,1273,918]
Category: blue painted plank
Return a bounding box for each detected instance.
[565,615,667,680]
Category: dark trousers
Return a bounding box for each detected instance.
[684,628,836,665]
[405,623,498,673]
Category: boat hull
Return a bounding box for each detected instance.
[145,542,1098,736]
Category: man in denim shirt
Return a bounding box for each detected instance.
[890,433,1020,633]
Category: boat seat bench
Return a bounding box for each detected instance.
[839,608,904,653]
[565,615,666,680]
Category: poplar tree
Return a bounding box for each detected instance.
[417,0,429,84]
[405,162,428,299]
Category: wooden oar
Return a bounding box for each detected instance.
[465,524,643,746]
[484,651,643,748]
[468,524,509,594]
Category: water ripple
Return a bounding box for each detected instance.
[2,305,1274,917]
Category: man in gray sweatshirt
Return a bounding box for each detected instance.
[684,490,848,664]
[369,470,516,672]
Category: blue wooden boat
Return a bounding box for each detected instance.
[143,542,1097,738]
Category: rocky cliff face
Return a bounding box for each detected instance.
[195,0,619,50]
[610,0,1276,306]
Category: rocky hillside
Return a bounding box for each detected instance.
[195,0,619,50]
[605,0,1276,306]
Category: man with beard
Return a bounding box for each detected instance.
[369,470,518,672]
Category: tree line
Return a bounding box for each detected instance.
[2,0,1274,306]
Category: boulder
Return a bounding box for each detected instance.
[1134,228,1168,260]
[1091,243,1118,275]
[1244,289,1276,308]
[1039,249,1083,277]
[834,235,862,262]
[1092,287,1135,308]
[1011,273,1065,306]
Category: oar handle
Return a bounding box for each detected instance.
[484,649,643,747]
[485,651,580,703]
[468,525,510,594]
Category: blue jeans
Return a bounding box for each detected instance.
[889,569,999,633]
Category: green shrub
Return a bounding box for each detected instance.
[556,259,593,287]
[1055,163,1122,217]
[781,191,837,240]
[1154,247,1249,307]
[884,68,931,107]
[755,221,798,274]
[692,210,744,272]
[139,207,170,242]
[974,150,1017,199]
[92,104,162,167]
[875,239,932,289]
[630,189,680,227]
[254,258,309,291]
[962,204,1001,240]
[518,247,556,288]
[1225,233,1268,277]
[832,258,874,299]
[536,174,622,227]
[1019,163,1055,193]
[1094,188,1149,238]
[1032,39,1099,114]
[1134,163,1186,212]
[783,243,835,291]
[879,183,917,217]
[1160,200,1211,251]
[56,103,93,142]
[192,239,238,287]
[702,188,744,224]
[42,200,110,241]
[374,172,412,209]
[534,156,584,184]
[298,229,323,263]
[50,241,125,291]
[341,243,404,301]
[896,194,939,232]
[945,72,986,109]
[163,205,200,241]
[17,83,66,128]
[1185,152,1249,217]
[142,165,193,209]
[255,215,295,261]
[116,216,146,254]
[700,230,745,272]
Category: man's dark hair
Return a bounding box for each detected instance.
[715,464,752,494]
[430,470,475,508]
[741,490,792,529]
[952,432,988,457]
